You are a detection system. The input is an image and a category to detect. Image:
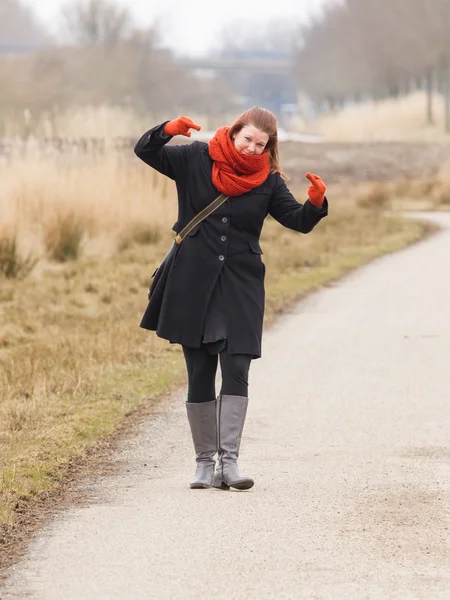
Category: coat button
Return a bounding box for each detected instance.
[222,217,228,223]
[218,255,225,261]
[221,235,227,242]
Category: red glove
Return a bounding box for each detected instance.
[163,116,201,138]
[305,172,326,207]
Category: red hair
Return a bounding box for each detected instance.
[228,107,287,179]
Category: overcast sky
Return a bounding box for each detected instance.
[28,0,332,55]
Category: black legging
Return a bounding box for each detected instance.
[182,345,252,403]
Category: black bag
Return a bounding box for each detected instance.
[147,241,179,301]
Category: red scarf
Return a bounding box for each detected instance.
[208,126,270,196]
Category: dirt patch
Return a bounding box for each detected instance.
[279,140,450,185]
[401,446,450,461]
[342,485,450,564]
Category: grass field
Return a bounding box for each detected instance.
[312,92,450,142]
[0,138,437,541]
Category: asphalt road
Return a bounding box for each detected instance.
[2,213,450,600]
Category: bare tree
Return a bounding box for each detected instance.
[62,0,133,48]
[215,18,301,58]
[419,0,450,131]
[293,0,450,133]
[0,0,49,46]
[0,0,237,129]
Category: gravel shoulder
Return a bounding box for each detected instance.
[2,213,450,600]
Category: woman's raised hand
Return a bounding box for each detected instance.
[305,172,327,207]
[164,117,201,138]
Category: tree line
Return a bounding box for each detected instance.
[295,0,450,132]
[0,0,237,131]
[2,0,450,134]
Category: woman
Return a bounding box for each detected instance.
[134,107,328,491]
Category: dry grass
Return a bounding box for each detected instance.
[353,179,450,212]
[0,228,38,279]
[0,105,147,139]
[43,210,86,262]
[0,104,230,140]
[42,105,147,140]
[0,145,433,536]
[356,184,392,210]
[0,151,174,269]
[312,92,450,142]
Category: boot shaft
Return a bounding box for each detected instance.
[214,394,254,490]
[185,399,217,460]
[217,394,248,462]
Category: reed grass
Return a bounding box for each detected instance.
[313,91,450,142]
[354,179,450,212]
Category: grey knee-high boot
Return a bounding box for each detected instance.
[212,394,254,491]
[185,399,217,489]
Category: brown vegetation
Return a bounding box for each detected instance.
[313,93,450,142]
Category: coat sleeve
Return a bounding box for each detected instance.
[134,122,194,181]
[267,173,328,233]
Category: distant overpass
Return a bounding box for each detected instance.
[180,55,298,117]
[180,56,293,75]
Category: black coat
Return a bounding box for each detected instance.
[135,123,328,358]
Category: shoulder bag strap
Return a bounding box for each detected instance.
[175,193,229,245]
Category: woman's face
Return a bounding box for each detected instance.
[233,125,269,156]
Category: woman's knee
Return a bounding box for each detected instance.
[220,353,252,397]
[182,345,218,402]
